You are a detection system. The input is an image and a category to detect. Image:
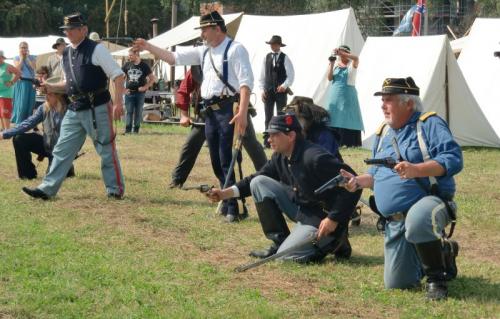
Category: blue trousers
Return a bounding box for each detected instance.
[384,195,454,289]
[38,103,124,197]
[124,92,145,133]
[205,100,239,215]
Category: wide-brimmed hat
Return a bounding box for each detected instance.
[195,11,225,29]
[44,76,66,94]
[266,35,286,47]
[0,50,7,59]
[59,12,87,30]
[52,38,68,49]
[374,77,420,96]
[265,114,302,134]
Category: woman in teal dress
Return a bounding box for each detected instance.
[326,45,363,147]
[12,41,37,124]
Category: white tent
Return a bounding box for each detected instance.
[356,35,500,148]
[458,18,500,146]
[235,8,365,132]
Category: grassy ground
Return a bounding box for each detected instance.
[0,123,499,319]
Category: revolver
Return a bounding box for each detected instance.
[364,157,398,169]
[314,174,347,196]
[181,184,213,193]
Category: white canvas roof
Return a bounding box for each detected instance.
[235,8,364,132]
[458,18,500,146]
[356,35,500,148]
[112,12,243,58]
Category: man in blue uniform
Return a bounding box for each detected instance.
[208,114,361,262]
[341,77,463,300]
[134,11,254,222]
[22,13,125,200]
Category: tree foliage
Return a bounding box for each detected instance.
[0,0,498,39]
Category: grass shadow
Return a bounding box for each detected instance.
[450,276,500,302]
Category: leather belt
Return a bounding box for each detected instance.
[202,95,235,110]
[69,88,107,103]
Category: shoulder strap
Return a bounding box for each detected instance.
[208,39,237,94]
[374,122,390,154]
[416,112,438,190]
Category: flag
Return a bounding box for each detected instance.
[411,0,426,36]
[393,5,417,36]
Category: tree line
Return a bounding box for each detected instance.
[0,0,498,39]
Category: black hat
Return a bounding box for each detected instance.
[59,13,87,30]
[266,114,302,134]
[195,11,225,29]
[374,77,420,96]
[266,35,286,47]
[52,37,68,49]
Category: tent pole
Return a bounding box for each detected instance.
[445,58,450,123]
[170,0,178,92]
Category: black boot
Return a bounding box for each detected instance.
[414,240,448,301]
[334,229,352,259]
[443,239,459,281]
[249,198,290,259]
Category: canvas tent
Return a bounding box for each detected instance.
[235,8,364,132]
[458,18,500,146]
[356,35,500,148]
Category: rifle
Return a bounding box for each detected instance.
[234,232,317,272]
[182,184,213,193]
[313,174,347,196]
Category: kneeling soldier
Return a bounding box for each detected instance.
[208,114,361,263]
[341,77,462,300]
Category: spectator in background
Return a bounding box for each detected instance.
[259,35,295,148]
[35,66,50,96]
[122,48,155,134]
[325,45,364,147]
[0,50,21,131]
[12,41,37,124]
[47,37,67,78]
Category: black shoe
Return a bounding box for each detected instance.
[334,237,352,259]
[108,193,124,200]
[426,281,448,301]
[249,243,278,259]
[22,187,49,200]
[444,239,459,281]
[66,166,76,178]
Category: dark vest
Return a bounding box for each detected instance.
[62,38,110,111]
[264,52,287,91]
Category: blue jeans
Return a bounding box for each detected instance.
[125,92,145,133]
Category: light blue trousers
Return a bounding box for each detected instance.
[384,195,454,289]
[38,103,124,197]
[250,175,340,262]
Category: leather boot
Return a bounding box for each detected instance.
[249,198,290,259]
[414,240,448,300]
[334,228,352,259]
[443,239,459,281]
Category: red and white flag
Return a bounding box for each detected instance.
[411,0,426,36]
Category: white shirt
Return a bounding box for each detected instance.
[258,51,295,90]
[61,39,124,81]
[174,36,254,99]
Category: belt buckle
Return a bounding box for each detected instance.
[210,103,220,111]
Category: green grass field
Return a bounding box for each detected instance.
[1,124,499,318]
